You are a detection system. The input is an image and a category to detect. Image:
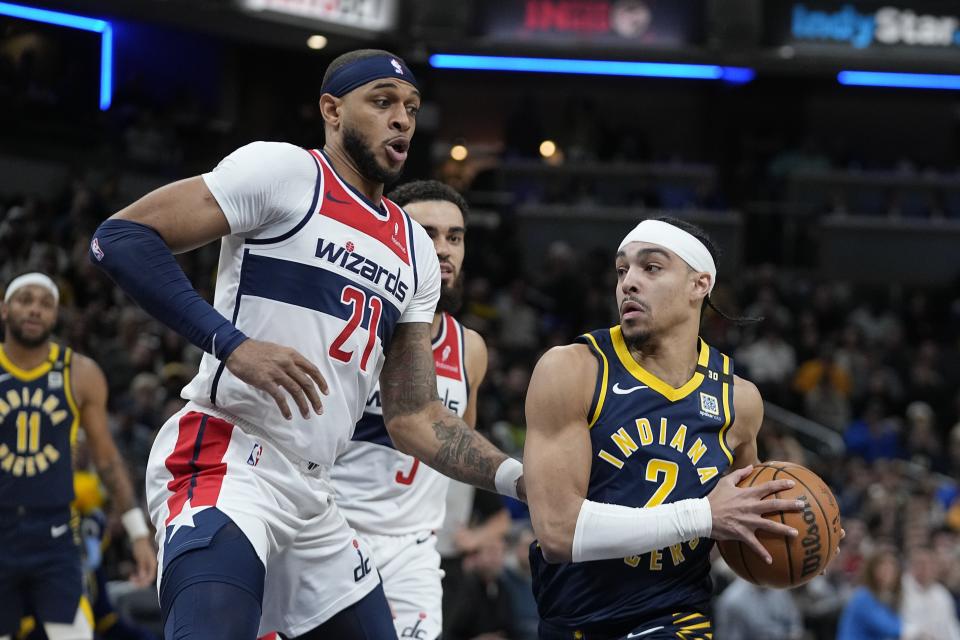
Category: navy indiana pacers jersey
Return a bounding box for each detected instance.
[531,326,735,636]
[0,343,80,508]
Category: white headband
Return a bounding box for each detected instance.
[618,220,717,294]
[4,273,59,304]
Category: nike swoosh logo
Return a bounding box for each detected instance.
[0,373,11,383]
[627,627,664,638]
[51,524,70,538]
[415,534,432,545]
[612,383,648,395]
[326,190,352,205]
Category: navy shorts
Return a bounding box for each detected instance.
[539,610,713,640]
[0,507,83,634]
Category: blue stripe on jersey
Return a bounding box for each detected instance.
[239,253,402,344]
[246,151,323,246]
[402,209,419,295]
[458,320,469,393]
[352,412,395,449]
[186,414,210,501]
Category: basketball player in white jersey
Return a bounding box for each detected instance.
[331,180,486,640]
[89,49,524,640]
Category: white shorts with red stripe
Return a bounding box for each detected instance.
[366,531,443,640]
[145,403,381,638]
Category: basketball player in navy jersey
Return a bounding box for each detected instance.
[0,273,156,640]
[523,218,806,640]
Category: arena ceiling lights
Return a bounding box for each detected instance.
[429,54,756,84]
[838,70,960,91]
[0,1,113,110]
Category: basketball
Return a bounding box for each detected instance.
[717,462,841,589]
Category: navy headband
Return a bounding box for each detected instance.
[321,55,419,98]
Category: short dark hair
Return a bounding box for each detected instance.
[388,180,469,221]
[322,49,407,91]
[653,215,721,266]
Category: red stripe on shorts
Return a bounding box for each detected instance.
[164,412,234,525]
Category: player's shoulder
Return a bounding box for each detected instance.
[533,343,598,384]
[462,325,488,374]
[217,141,317,180]
[732,374,760,403]
[67,351,108,398]
[732,374,763,430]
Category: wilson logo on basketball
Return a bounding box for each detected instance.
[800,499,823,578]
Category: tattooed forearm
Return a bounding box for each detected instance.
[427,417,505,492]
[97,456,137,514]
[380,324,510,492]
[381,322,440,422]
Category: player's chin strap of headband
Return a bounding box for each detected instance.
[4,272,59,304]
[321,55,419,98]
[618,220,717,294]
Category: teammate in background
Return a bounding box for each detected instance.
[0,273,156,640]
[331,180,489,640]
[90,50,523,640]
[523,218,805,639]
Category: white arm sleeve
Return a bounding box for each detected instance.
[202,141,318,236]
[571,498,713,563]
[399,221,441,324]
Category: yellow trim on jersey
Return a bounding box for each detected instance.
[97,612,119,634]
[0,343,58,381]
[674,613,705,625]
[610,326,709,402]
[79,595,95,629]
[718,354,734,465]
[63,348,81,445]
[581,333,609,429]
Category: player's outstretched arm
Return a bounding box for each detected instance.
[381,322,522,499]
[90,144,328,420]
[73,354,157,587]
[523,344,594,563]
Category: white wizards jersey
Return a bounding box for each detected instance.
[179,142,441,468]
[332,312,470,535]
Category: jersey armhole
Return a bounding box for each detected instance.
[62,348,82,445]
[578,334,609,430]
[718,353,735,465]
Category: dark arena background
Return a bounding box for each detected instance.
[2,1,960,638]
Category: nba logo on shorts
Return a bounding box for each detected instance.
[247,443,263,466]
[90,237,105,261]
[699,392,720,419]
[391,58,403,74]
[441,345,451,361]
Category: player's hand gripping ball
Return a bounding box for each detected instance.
[717,462,841,588]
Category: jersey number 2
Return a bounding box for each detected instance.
[329,286,383,372]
